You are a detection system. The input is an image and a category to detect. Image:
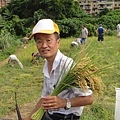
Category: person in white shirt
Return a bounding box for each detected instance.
[80,25,88,45]
[117,22,120,38]
[23,19,93,120]
[70,38,81,47]
[8,54,23,69]
[71,41,79,47]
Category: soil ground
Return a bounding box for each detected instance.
[3,100,37,119]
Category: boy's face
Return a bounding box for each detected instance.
[34,33,60,61]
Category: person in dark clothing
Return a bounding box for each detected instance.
[96,24,106,43]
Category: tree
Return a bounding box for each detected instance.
[2,0,81,20]
[99,8,109,17]
[6,0,41,19]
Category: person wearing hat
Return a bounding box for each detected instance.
[96,24,106,43]
[23,19,93,120]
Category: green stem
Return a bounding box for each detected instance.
[31,107,44,120]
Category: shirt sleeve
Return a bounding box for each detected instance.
[58,87,92,99]
[72,87,93,96]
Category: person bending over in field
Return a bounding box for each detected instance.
[70,38,81,48]
[31,52,41,66]
[8,54,23,69]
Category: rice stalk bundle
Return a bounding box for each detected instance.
[72,56,105,94]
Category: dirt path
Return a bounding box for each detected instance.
[0,58,9,66]
[3,99,38,120]
[0,46,23,67]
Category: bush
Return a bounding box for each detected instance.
[0,30,21,61]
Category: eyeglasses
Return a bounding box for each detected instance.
[36,39,58,46]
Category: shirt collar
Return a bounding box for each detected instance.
[43,49,62,78]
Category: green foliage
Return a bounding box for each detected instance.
[3,0,81,20]
[0,0,86,37]
[56,16,95,38]
[11,16,26,36]
[99,8,110,17]
[57,18,82,38]
[0,30,21,61]
[97,9,120,31]
[33,10,46,23]
[85,23,96,36]
[106,30,116,36]
[81,101,115,120]
[33,0,83,21]
[0,0,120,38]
[0,7,13,21]
[6,0,41,19]
[0,15,6,29]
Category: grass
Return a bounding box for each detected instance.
[0,36,120,120]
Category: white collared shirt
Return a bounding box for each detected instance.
[41,50,92,116]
